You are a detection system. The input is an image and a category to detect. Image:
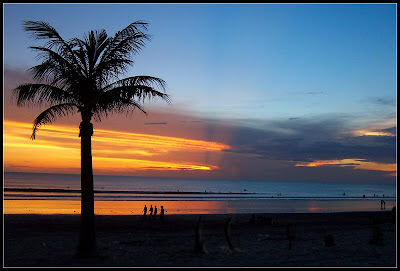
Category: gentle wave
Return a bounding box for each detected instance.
[4,193,395,201]
[3,188,256,195]
[5,172,396,199]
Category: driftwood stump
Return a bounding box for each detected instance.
[224,217,235,252]
[286,223,293,250]
[194,216,206,253]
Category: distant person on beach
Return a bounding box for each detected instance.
[160,206,165,223]
[381,200,386,209]
[149,205,153,218]
[154,205,158,216]
[143,205,147,218]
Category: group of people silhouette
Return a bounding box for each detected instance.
[143,204,165,222]
[381,200,386,209]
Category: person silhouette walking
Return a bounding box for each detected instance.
[149,205,153,219]
[143,204,147,219]
[160,206,165,223]
[154,205,158,217]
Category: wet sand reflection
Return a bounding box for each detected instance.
[4,199,396,215]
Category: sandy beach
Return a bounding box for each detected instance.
[4,211,396,267]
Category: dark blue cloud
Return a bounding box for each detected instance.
[144,122,168,125]
[373,97,396,107]
[306,91,323,95]
[222,117,396,165]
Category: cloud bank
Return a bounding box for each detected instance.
[3,67,397,184]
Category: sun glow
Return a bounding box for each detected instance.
[93,156,216,171]
[4,120,230,174]
[353,130,395,137]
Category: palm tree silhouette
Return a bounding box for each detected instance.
[13,20,170,257]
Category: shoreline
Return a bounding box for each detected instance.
[4,198,396,215]
[4,211,397,267]
[4,187,396,198]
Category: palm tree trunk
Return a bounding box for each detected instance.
[76,119,96,257]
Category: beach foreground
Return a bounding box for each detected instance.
[4,211,396,267]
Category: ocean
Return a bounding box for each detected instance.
[4,171,397,215]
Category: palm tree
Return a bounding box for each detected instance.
[13,20,170,257]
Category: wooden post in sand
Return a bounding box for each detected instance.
[321,226,335,247]
[194,216,205,253]
[224,217,235,252]
[286,223,293,250]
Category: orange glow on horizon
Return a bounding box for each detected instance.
[4,200,229,215]
[4,120,230,174]
[93,156,217,171]
[295,158,397,174]
[353,130,395,137]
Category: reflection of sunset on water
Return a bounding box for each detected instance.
[4,199,396,215]
[4,200,229,215]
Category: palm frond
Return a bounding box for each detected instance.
[72,38,90,76]
[131,85,171,104]
[24,21,80,68]
[83,30,109,72]
[24,20,63,41]
[28,46,84,85]
[97,21,150,76]
[31,103,78,139]
[18,20,170,128]
[94,58,133,86]
[92,99,147,122]
[102,75,170,104]
[93,30,110,70]
[13,83,75,106]
[103,75,167,91]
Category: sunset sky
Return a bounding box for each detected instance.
[3,3,397,184]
